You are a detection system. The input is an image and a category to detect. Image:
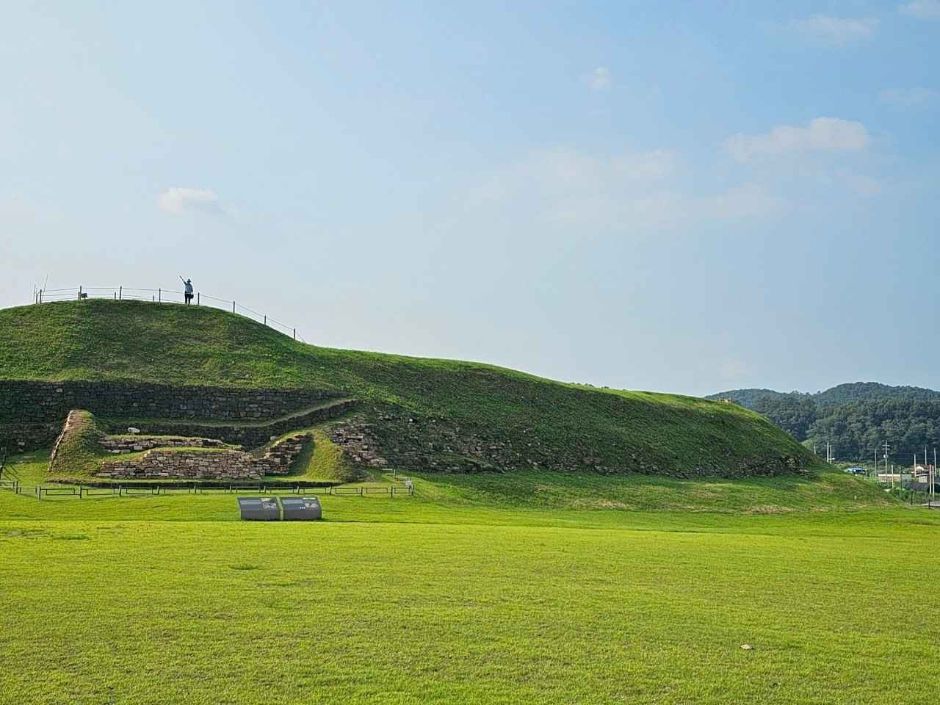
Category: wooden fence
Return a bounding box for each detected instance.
[0,467,414,501]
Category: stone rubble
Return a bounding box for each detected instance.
[97,433,310,480]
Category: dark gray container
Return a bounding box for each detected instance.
[237,496,281,521]
[281,496,322,521]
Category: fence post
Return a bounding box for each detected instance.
[293,328,296,340]
[158,288,162,302]
[78,285,83,300]
[264,314,267,325]
[232,300,236,313]
[119,286,122,300]
[197,292,200,305]
[39,289,43,303]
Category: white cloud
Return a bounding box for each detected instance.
[900,0,940,19]
[879,87,938,107]
[469,147,676,205]
[725,117,870,162]
[585,67,611,91]
[792,15,878,45]
[158,187,221,215]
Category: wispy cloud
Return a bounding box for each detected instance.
[791,15,878,45]
[466,147,781,234]
[725,117,870,162]
[585,66,611,91]
[158,187,221,215]
[900,0,940,19]
[879,86,938,107]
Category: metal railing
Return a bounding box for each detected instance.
[32,285,303,342]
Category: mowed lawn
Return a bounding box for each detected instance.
[1,475,939,704]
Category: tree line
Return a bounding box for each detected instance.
[751,394,940,462]
[708,383,940,462]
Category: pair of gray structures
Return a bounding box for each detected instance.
[237,496,322,521]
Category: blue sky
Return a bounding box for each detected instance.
[1,1,938,395]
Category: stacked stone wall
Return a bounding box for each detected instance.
[112,399,357,448]
[0,380,336,422]
[0,380,339,452]
[252,434,309,476]
[0,422,61,453]
[100,437,231,453]
[96,433,310,480]
[97,450,262,480]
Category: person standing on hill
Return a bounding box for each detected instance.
[180,276,194,304]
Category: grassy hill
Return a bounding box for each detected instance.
[0,300,816,476]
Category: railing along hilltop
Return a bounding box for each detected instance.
[33,285,303,341]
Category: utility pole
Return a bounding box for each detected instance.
[926,446,930,503]
[882,441,890,481]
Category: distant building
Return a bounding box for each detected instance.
[912,465,934,484]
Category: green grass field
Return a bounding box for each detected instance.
[2,451,938,705]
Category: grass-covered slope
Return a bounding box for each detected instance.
[47,410,105,477]
[0,300,816,476]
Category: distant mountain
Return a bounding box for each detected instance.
[814,382,940,407]
[707,382,940,462]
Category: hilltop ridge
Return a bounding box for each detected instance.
[0,300,816,476]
